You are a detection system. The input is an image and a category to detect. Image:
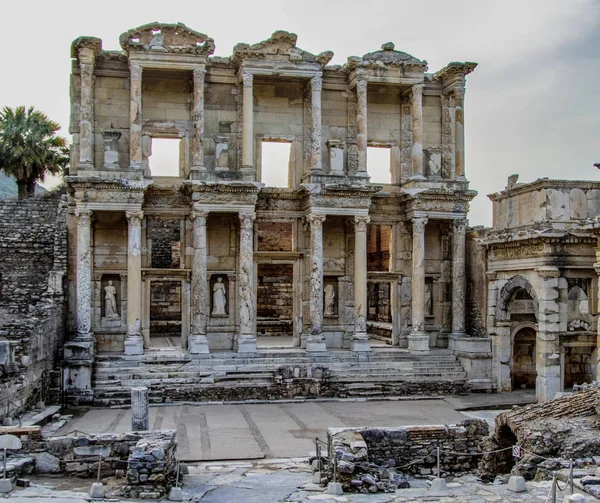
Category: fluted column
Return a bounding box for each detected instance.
[191,68,206,171]
[310,75,323,173]
[307,214,327,352]
[356,75,368,174]
[241,72,254,170]
[352,215,371,352]
[78,53,95,169]
[454,87,466,178]
[410,84,424,179]
[124,211,144,355]
[408,217,429,353]
[451,219,467,336]
[189,210,209,354]
[129,63,143,170]
[237,211,256,352]
[75,209,93,339]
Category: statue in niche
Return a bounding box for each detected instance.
[104,280,119,318]
[424,282,432,315]
[212,277,227,315]
[324,284,336,316]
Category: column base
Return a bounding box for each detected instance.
[448,332,466,351]
[306,335,327,352]
[407,332,430,353]
[351,333,371,352]
[189,335,210,354]
[237,335,257,353]
[64,339,94,360]
[124,336,144,356]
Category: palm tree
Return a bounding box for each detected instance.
[0,106,69,199]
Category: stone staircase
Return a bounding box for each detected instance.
[91,348,470,406]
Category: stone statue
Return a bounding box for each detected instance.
[104,280,119,318]
[424,282,432,315]
[212,277,227,315]
[324,284,336,316]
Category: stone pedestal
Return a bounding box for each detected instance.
[408,217,430,353]
[237,211,257,352]
[352,215,370,353]
[237,336,257,353]
[131,386,149,431]
[189,211,210,354]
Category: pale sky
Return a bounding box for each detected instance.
[1,0,598,225]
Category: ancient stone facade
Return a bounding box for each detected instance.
[468,177,600,402]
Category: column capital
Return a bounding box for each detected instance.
[126,210,144,227]
[239,210,256,224]
[412,217,428,233]
[453,218,468,234]
[189,210,208,222]
[411,83,424,99]
[356,76,367,94]
[354,215,370,231]
[535,266,560,279]
[75,209,93,223]
[193,67,207,79]
[311,75,323,92]
[307,213,326,229]
[454,86,466,105]
[241,72,253,87]
[129,62,142,78]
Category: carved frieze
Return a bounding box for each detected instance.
[489,242,547,260]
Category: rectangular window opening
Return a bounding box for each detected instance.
[149,137,182,177]
[367,146,392,184]
[261,141,291,188]
[367,224,392,272]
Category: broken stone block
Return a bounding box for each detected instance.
[507,475,527,492]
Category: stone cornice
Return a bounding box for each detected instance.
[65,176,150,192]
[483,232,597,249]
[119,22,215,56]
[488,178,600,201]
[183,180,263,194]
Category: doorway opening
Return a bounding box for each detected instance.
[256,263,294,348]
[512,327,537,390]
[367,224,392,272]
[149,280,182,348]
[261,141,291,188]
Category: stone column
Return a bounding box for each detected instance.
[191,68,206,171]
[124,211,144,355]
[410,84,424,179]
[241,72,254,170]
[595,252,600,382]
[451,219,467,337]
[237,211,256,352]
[356,75,368,174]
[310,75,323,173]
[307,214,327,352]
[75,209,93,339]
[441,94,455,179]
[408,217,429,352]
[131,387,149,431]
[129,63,143,170]
[352,215,371,352]
[454,87,466,179]
[78,53,95,169]
[536,266,562,402]
[189,211,209,354]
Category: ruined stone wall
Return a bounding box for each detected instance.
[0,191,67,418]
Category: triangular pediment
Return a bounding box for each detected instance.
[119,22,215,56]
[360,42,427,69]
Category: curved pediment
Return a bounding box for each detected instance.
[119,22,215,56]
[233,30,333,66]
[347,42,427,70]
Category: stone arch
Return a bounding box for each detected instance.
[496,275,539,322]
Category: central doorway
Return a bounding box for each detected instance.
[149,280,182,348]
[256,263,294,348]
[512,326,537,390]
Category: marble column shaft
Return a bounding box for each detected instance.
[192,68,206,170]
[308,214,326,336]
[455,87,465,178]
[126,211,143,338]
[191,211,208,337]
[78,55,95,168]
[310,75,323,173]
[241,72,254,168]
[76,209,93,338]
[353,216,370,351]
[131,387,149,431]
[452,219,467,334]
[411,217,428,333]
[356,76,368,173]
[238,211,256,351]
[594,251,600,381]
[129,63,143,169]
[410,84,424,178]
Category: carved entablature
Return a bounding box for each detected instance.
[143,186,191,213]
[66,177,147,210]
[434,62,477,94]
[185,180,261,206]
[232,30,333,68]
[488,241,548,261]
[406,188,476,218]
[119,23,215,56]
[298,184,380,213]
[256,190,303,214]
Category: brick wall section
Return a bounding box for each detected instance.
[148,219,180,269]
[0,190,67,418]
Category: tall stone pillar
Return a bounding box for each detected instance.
[441,94,455,179]
[307,214,327,352]
[451,219,467,337]
[310,75,323,173]
[455,87,466,179]
[352,215,371,352]
[408,217,429,353]
[78,53,95,169]
[356,75,368,174]
[124,211,144,355]
[75,209,93,339]
[189,210,209,354]
[191,68,206,172]
[536,266,562,402]
[410,84,424,179]
[237,211,256,353]
[595,254,600,382]
[241,72,254,170]
[129,63,143,170]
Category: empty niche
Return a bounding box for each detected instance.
[261,141,291,188]
[367,146,391,184]
[148,219,181,269]
[367,224,392,272]
[257,222,293,252]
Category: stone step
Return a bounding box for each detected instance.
[330,374,467,383]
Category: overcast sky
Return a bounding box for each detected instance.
[1,0,598,225]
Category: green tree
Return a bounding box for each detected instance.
[0,106,69,199]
